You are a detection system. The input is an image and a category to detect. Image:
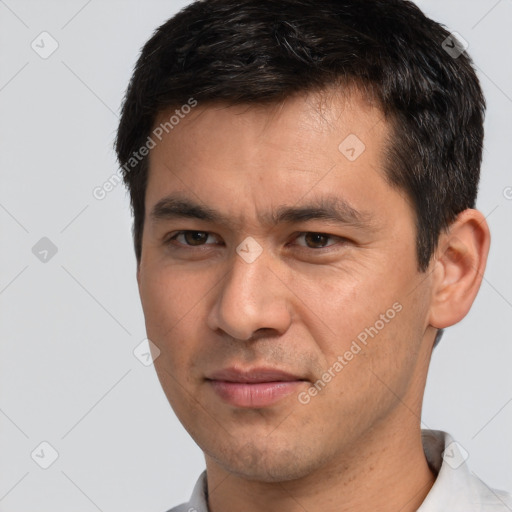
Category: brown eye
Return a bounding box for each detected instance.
[183,231,209,246]
[296,232,339,249]
[167,231,217,247]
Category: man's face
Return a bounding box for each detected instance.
[137,91,436,481]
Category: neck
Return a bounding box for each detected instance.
[205,420,436,512]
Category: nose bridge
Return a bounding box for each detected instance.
[208,245,291,341]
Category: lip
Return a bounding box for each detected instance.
[206,367,307,408]
[206,367,305,383]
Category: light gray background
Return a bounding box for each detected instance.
[0,1,510,511]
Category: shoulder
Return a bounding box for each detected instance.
[473,482,512,510]
[162,470,209,512]
[420,429,512,511]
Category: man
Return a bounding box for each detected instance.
[115,0,511,510]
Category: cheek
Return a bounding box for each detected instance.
[141,269,208,406]
[289,264,399,356]
[303,283,363,347]
[138,265,209,347]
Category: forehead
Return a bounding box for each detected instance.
[144,89,398,230]
[148,89,389,175]
[151,87,386,148]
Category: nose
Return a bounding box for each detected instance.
[206,245,292,341]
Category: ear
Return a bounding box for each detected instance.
[428,209,490,330]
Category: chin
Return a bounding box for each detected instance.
[204,438,324,482]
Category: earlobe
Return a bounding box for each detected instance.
[428,209,490,331]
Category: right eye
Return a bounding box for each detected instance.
[164,230,222,248]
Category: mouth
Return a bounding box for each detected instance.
[205,367,308,408]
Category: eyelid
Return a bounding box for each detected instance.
[292,232,344,248]
[165,230,222,246]
[165,230,347,250]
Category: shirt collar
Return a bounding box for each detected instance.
[417,429,511,511]
[179,429,511,512]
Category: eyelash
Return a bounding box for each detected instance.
[164,230,347,251]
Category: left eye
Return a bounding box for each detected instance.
[294,232,341,249]
[166,231,342,249]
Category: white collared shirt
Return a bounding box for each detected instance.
[166,430,512,512]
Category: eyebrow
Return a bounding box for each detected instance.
[149,193,374,230]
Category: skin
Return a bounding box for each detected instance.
[136,89,490,512]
